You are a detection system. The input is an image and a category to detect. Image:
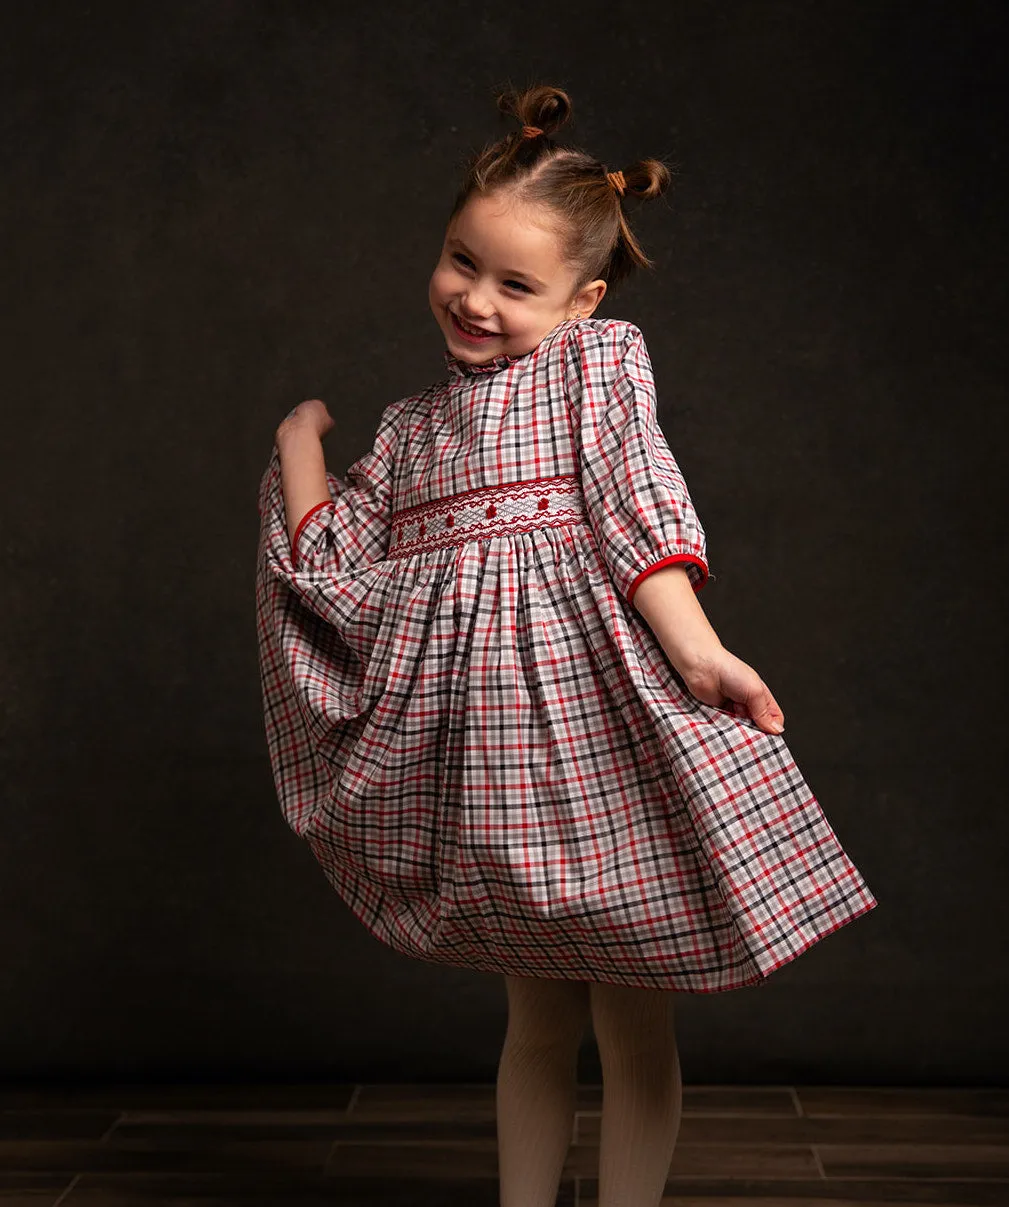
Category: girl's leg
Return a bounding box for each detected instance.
[496,973,591,1207]
[589,979,682,1207]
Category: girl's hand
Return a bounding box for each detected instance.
[275,398,335,446]
[681,646,785,735]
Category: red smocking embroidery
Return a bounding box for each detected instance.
[387,474,588,560]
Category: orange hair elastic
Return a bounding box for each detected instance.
[606,170,627,197]
[521,125,544,139]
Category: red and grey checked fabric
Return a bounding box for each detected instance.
[255,317,877,991]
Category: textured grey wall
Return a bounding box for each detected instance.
[3,0,1005,1083]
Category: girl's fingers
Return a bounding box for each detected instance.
[756,690,784,733]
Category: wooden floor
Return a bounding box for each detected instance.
[0,1083,1006,1205]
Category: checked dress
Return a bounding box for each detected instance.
[255,316,877,992]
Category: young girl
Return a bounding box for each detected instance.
[255,84,877,1207]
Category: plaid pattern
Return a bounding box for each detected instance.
[256,317,877,991]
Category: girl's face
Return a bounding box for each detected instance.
[428,191,606,366]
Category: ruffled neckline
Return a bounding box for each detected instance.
[443,348,527,379]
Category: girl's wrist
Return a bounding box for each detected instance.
[275,417,321,450]
[673,642,726,689]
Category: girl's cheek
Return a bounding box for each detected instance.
[435,267,458,295]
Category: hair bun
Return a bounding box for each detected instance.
[497,84,573,139]
[618,158,672,200]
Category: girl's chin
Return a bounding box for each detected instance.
[447,335,506,364]
[451,344,499,362]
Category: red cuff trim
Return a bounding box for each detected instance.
[292,499,331,558]
[627,554,709,603]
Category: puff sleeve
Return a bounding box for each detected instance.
[563,319,709,603]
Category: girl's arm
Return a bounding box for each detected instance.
[632,563,721,672]
[632,564,785,733]
[276,423,330,548]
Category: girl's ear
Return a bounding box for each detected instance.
[569,278,607,319]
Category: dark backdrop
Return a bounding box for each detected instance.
[3,0,1006,1084]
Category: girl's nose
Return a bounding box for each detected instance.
[461,291,494,319]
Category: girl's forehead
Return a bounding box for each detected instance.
[448,194,565,267]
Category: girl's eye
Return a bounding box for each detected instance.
[450,253,531,294]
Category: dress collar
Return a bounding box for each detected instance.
[443,348,525,379]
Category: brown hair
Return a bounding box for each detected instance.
[448,83,673,294]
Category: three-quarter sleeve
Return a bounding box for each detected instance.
[563,320,709,604]
[254,399,413,835]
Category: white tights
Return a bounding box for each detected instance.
[496,974,682,1207]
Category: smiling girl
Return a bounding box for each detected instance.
[256,83,877,1207]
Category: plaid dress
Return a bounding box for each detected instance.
[255,317,877,992]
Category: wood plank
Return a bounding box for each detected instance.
[0,1086,357,1111]
[325,1139,501,1177]
[796,1089,1009,1118]
[582,1185,1009,1206]
[817,1142,1009,1178]
[109,1116,497,1143]
[576,1113,1009,1144]
[0,1139,332,1173]
[59,1172,520,1205]
[567,1142,822,1178]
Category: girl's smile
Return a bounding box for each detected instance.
[449,309,501,343]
